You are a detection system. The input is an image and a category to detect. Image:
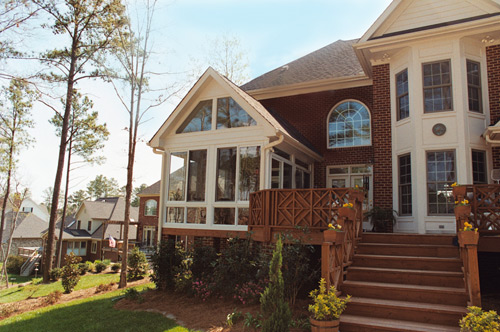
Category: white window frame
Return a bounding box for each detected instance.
[327,99,372,149]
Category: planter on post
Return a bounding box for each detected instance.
[310,318,340,332]
[458,231,479,246]
[338,207,356,221]
[452,185,467,200]
[348,190,364,204]
[323,230,345,244]
[455,205,471,219]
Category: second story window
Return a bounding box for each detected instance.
[328,100,371,148]
[467,60,482,113]
[396,69,409,120]
[423,60,452,113]
[145,199,158,216]
[87,221,92,231]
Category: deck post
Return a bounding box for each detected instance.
[458,231,481,307]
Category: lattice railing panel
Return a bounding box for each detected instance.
[462,184,500,233]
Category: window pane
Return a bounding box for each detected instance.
[238,208,249,225]
[396,69,409,120]
[239,146,260,201]
[271,159,280,189]
[187,207,206,224]
[328,101,371,148]
[423,61,453,113]
[217,97,256,129]
[187,150,207,201]
[214,208,235,225]
[329,167,349,175]
[145,199,158,216]
[467,60,482,113]
[216,147,237,201]
[169,152,187,201]
[283,163,293,189]
[303,172,311,189]
[427,151,455,215]
[177,100,212,133]
[472,150,487,184]
[167,207,184,223]
[295,169,304,189]
[399,154,412,216]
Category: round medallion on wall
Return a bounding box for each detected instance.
[432,123,447,136]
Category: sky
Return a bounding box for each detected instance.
[13,0,393,203]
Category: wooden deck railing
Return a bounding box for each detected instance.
[455,184,500,233]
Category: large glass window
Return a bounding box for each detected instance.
[187,150,207,201]
[168,152,187,201]
[67,241,87,256]
[177,100,212,133]
[216,147,237,201]
[239,146,260,201]
[423,60,452,113]
[467,60,482,113]
[217,97,256,129]
[396,69,409,120]
[472,150,487,184]
[398,154,412,216]
[144,199,158,216]
[328,100,371,148]
[427,151,455,215]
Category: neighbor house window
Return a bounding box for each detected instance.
[396,69,409,120]
[328,100,371,148]
[67,241,87,256]
[87,221,92,231]
[423,60,452,113]
[176,100,212,133]
[398,154,412,215]
[77,220,81,229]
[472,150,487,184]
[467,60,482,113]
[427,151,456,214]
[144,199,158,216]
[91,241,97,254]
[217,97,256,129]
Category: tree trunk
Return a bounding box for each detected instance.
[56,137,72,268]
[0,127,15,262]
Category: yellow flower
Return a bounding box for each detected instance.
[328,223,333,228]
[451,182,457,187]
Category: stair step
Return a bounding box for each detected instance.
[346,266,464,287]
[353,254,462,271]
[356,243,459,258]
[345,297,467,326]
[341,281,467,306]
[362,233,455,246]
[340,314,460,332]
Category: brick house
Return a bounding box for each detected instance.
[137,181,160,247]
[149,0,500,239]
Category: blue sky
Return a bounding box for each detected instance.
[17,0,393,203]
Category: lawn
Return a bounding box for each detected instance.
[0,284,194,332]
[0,273,120,303]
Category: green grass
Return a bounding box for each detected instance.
[0,283,195,332]
[0,273,120,303]
[4,274,34,285]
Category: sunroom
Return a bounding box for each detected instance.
[149,68,322,237]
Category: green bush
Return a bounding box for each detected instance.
[85,261,95,273]
[94,260,107,273]
[150,240,183,291]
[43,290,62,305]
[49,268,62,281]
[61,253,82,293]
[191,243,217,280]
[103,259,111,266]
[127,247,149,281]
[6,255,27,274]
[111,263,121,273]
[78,262,90,275]
[459,306,500,331]
[123,287,143,303]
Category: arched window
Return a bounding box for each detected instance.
[328,100,371,148]
[144,199,158,216]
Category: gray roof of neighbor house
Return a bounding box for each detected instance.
[241,39,363,92]
[11,214,48,239]
[91,223,137,241]
[78,197,139,222]
[138,181,160,196]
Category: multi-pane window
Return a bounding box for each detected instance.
[427,151,456,215]
[177,100,212,133]
[216,147,237,201]
[328,101,371,148]
[144,199,158,216]
[168,152,187,201]
[187,150,207,201]
[67,241,87,256]
[467,60,482,113]
[217,97,256,129]
[239,146,261,201]
[423,60,453,113]
[396,69,409,120]
[472,150,487,184]
[398,154,412,216]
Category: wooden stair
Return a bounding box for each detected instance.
[340,233,467,332]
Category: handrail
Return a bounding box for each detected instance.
[457,231,481,306]
[20,250,41,276]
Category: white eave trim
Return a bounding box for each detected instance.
[483,122,500,147]
[245,76,372,101]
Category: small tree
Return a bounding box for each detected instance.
[150,240,182,291]
[260,236,292,332]
[61,253,82,293]
[127,247,148,281]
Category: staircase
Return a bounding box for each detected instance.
[340,233,467,332]
[20,250,42,277]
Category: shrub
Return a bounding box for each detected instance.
[78,262,89,275]
[61,253,82,294]
[191,243,217,280]
[123,288,143,303]
[103,259,111,266]
[233,281,265,304]
[94,261,107,273]
[243,312,262,332]
[150,240,183,291]
[49,268,62,281]
[308,278,350,321]
[95,282,115,293]
[44,291,62,305]
[260,236,291,332]
[6,255,27,274]
[459,306,500,331]
[85,261,95,273]
[192,279,214,301]
[0,303,20,318]
[174,257,193,293]
[111,263,121,273]
[127,247,149,281]
[226,310,242,327]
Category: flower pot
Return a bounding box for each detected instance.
[310,318,339,332]
[454,205,471,219]
[338,207,356,221]
[348,191,364,203]
[458,231,479,246]
[452,186,467,199]
[323,230,345,244]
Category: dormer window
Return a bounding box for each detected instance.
[177,100,212,133]
[217,97,256,129]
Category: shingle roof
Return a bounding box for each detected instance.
[241,39,363,91]
[82,200,115,220]
[11,214,48,239]
[138,181,160,196]
[108,197,139,222]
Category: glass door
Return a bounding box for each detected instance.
[143,227,155,247]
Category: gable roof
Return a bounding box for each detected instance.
[12,214,48,239]
[76,197,139,223]
[138,180,161,196]
[241,39,364,92]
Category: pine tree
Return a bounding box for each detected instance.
[260,236,292,332]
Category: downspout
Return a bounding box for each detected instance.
[263,132,284,152]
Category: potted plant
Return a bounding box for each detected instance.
[348,185,365,203]
[458,221,479,245]
[338,202,356,221]
[365,207,397,233]
[459,306,500,331]
[455,198,471,219]
[451,182,467,199]
[323,223,344,243]
[308,278,350,332]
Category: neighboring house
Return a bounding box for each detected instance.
[0,197,49,222]
[149,0,500,238]
[137,181,160,247]
[1,212,47,256]
[49,197,138,262]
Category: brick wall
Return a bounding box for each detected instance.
[137,196,159,246]
[487,44,500,169]
[261,86,374,188]
[372,64,393,208]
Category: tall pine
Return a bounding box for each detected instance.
[260,236,292,332]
